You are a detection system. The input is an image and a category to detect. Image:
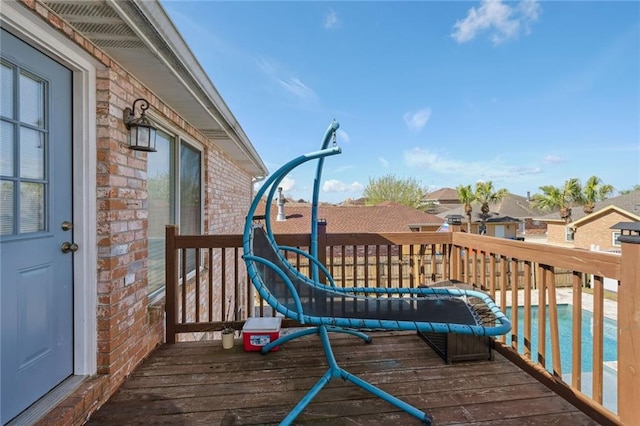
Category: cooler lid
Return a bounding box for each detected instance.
[243,316,282,332]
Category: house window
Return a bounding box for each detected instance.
[612,231,621,247]
[565,227,575,242]
[147,129,202,296]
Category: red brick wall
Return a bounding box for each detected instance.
[545,222,571,246]
[19,1,255,424]
[574,211,633,251]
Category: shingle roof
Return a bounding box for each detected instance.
[425,187,459,202]
[258,201,445,234]
[436,193,548,222]
[539,190,640,222]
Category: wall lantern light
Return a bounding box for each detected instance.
[123,98,157,152]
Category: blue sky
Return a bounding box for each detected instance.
[162,0,640,204]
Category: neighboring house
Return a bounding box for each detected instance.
[1,1,268,424]
[423,187,461,214]
[541,191,640,251]
[437,193,548,238]
[263,200,446,234]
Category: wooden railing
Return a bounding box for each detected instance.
[165,225,638,425]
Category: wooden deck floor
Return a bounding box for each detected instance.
[87,331,597,425]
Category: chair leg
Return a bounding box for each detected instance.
[277,325,433,425]
[325,326,372,343]
[260,327,319,354]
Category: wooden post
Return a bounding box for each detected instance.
[617,225,640,423]
[317,219,327,285]
[165,225,179,344]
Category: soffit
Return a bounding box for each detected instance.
[42,0,267,177]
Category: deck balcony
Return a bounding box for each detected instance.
[87,224,638,425]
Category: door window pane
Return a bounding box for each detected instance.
[0,180,14,235]
[1,62,14,119]
[1,121,14,176]
[20,127,45,179]
[19,72,44,128]
[19,182,44,233]
[147,131,175,295]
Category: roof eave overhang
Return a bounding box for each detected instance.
[569,206,640,229]
[73,0,268,178]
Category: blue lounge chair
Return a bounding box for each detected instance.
[242,121,511,425]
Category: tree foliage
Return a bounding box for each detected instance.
[530,176,614,222]
[474,181,508,233]
[456,184,475,232]
[363,174,426,208]
[456,181,508,234]
[577,176,614,214]
[530,178,581,223]
[618,185,640,195]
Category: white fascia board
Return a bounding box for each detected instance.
[107,0,268,177]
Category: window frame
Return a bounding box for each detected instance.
[565,226,575,242]
[612,231,621,247]
[147,120,204,301]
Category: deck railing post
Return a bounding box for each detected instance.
[165,225,179,344]
[317,219,327,285]
[616,224,640,423]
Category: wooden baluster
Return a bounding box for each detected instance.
[511,258,519,351]
[537,264,547,368]
[523,261,532,360]
[547,266,562,378]
[571,271,582,391]
[592,275,604,405]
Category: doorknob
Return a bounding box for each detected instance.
[61,242,79,253]
[61,221,73,231]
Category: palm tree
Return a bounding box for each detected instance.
[577,176,614,214]
[530,178,581,223]
[474,181,508,234]
[456,184,475,233]
[619,185,640,195]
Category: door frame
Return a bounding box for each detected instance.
[2,2,98,377]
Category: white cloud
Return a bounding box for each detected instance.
[378,157,389,169]
[403,147,541,179]
[256,57,317,101]
[336,129,350,143]
[322,179,364,193]
[278,77,316,101]
[543,155,562,164]
[452,0,541,45]
[403,108,432,132]
[255,175,296,195]
[279,176,296,192]
[324,9,339,29]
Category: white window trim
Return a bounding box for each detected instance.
[2,3,100,376]
[612,231,622,247]
[565,226,575,242]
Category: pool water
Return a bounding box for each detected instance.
[505,304,617,413]
[505,304,617,373]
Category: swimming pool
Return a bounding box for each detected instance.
[505,304,618,413]
[505,304,617,373]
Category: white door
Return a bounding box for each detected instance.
[494,225,505,238]
[1,29,74,424]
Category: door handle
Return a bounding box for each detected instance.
[61,221,73,231]
[61,242,79,253]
